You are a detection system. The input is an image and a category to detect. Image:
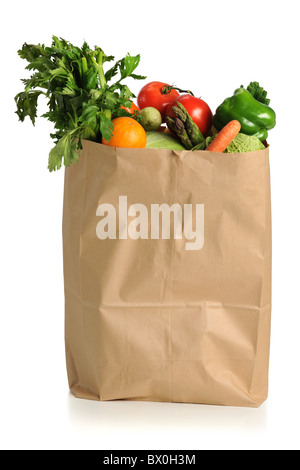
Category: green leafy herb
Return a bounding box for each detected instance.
[15,36,146,171]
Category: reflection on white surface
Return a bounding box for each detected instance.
[67,391,268,443]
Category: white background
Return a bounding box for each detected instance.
[1,0,299,451]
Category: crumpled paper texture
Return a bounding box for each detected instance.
[63,140,272,407]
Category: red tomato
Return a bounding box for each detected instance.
[165,94,213,136]
[137,81,180,120]
[121,101,140,114]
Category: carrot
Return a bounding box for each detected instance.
[206,120,241,152]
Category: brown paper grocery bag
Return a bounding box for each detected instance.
[63,139,272,407]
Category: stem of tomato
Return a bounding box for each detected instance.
[160,85,194,96]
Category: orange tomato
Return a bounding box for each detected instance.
[102,117,146,148]
[121,101,140,115]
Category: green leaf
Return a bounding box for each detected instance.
[15,90,44,124]
[78,104,98,124]
[120,54,142,80]
[61,86,77,96]
[84,68,98,90]
[103,91,119,109]
[81,41,91,55]
[48,143,64,172]
[25,57,55,74]
[50,66,69,79]
[18,43,47,62]
[120,84,134,99]
[99,113,114,141]
[81,126,97,140]
[48,128,80,171]
[130,73,147,80]
[105,60,121,83]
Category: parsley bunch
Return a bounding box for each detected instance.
[15,36,146,171]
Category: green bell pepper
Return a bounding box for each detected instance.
[213,83,276,141]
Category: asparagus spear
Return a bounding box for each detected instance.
[166,116,177,134]
[175,118,193,150]
[166,117,193,149]
[173,102,204,146]
[172,105,187,123]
